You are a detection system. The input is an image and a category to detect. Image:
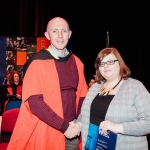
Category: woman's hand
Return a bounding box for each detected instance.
[100,120,123,135]
[16,94,21,99]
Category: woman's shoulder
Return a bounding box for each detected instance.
[123,77,147,93]
[125,77,143,86]
[88,82,102,92]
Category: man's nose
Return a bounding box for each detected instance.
[58,31,63,38]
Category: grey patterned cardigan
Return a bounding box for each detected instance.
[77,78,150,150]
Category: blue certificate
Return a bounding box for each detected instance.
[85,123,117,150]
[96,129,117,150]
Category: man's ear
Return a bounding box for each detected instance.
[44,32,50,40]
[69,30,72,39]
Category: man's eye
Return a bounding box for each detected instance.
[63,30,67,33]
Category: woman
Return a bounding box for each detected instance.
[7,71,22,101]
[78,47,150,150]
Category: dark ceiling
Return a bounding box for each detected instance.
[0,1,149,89]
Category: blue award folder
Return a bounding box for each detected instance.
[85,123,117,150]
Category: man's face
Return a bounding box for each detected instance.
[88,79,95,88]
[45,18,72,51]
[6,74,11,81]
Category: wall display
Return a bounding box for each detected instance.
[0,36,50,84]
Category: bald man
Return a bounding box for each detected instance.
[7,17,88,150]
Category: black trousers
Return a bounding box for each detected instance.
[65,137,78,150]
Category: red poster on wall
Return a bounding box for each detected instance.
[36,37,50,52]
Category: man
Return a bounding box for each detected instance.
[7,17,88,150]
[88,78,96,89]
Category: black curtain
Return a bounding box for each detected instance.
[0,0,75,37]
[0,0,45,36]
[0,1,150,90]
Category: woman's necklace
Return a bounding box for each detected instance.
[99,78,122,96]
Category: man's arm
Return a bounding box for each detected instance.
[28,94,69,133]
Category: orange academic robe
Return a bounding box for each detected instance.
[7,55,87,150]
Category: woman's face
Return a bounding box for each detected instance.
[99,53,120,81]
[14,73,19,83]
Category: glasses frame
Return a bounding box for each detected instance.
[99,60,118,67]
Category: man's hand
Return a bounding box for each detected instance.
[64,122,81,139]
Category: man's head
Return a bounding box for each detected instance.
[6,72,11,81]
[44,17,72,52]
[88,79,96,88]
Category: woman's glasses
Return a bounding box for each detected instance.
[99,60,118,67]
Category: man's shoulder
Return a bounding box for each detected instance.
[23,49,53,77]
[72,54,82,63]
[32,49,52,59]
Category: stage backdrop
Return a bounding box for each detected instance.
[0,36,50,84]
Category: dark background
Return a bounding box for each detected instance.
[0,0,149,89]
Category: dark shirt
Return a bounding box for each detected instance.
[7,84,22,101]
[90,94,114,126]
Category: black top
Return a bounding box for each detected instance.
[90,94,114,126]
[7,84,22,101]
